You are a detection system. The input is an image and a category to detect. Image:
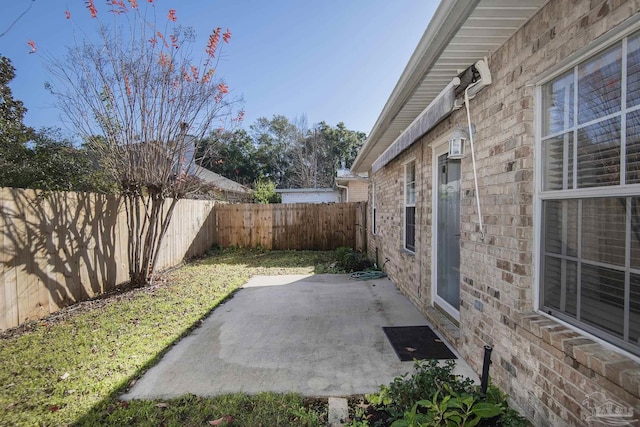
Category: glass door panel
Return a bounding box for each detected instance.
[436,154,461,311]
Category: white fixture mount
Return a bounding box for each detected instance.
[453,59,492,109]
[448,128,467,159]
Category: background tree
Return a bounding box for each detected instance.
[319,121,366,175]
[29,128,115,192]
[44,2,240,286]
[291,119,328,188]
[1,126,114,192]
[289,120,366,188]
[198,129,259,185]
[250,115,298,188]
[0,55,34,187]
[253,178,281,204]
[197,115,366,190]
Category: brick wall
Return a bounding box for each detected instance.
[367,1,640,425]
[369,147,422,304]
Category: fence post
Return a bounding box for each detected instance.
[356,201,367,252]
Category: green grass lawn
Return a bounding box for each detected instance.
[0,248,336,427]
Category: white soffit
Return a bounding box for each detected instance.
[352,0,547,173]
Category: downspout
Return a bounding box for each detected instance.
[464,81,486,241]
[335,182,348,202]
[453,59,492,241]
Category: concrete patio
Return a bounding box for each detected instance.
[122,274,476,399]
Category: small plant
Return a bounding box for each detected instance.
[290,404,327,425]
[367,360,475,421]
[349,360,530,427]
[333,247,373,272]
[390,386,503,427]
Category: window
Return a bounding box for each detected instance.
[540,31,640,355]
[404,160,416,252]
[372,182,377,235]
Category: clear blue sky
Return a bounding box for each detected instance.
[1,0,436,136]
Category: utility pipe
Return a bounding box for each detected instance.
[336,182,348,202]
[464,80,486,241]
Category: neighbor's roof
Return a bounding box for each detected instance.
[193,165,252,194]
[351,0,547,173]
[336,167,368,181]
[275,188,338,193]
[335,172,368,185]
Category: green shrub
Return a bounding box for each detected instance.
[367,360,474,421]
[333,247,372,272]
[253,178,281,203]
[390,386,503,427]
[353,360,530,427]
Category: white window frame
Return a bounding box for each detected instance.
[404,159,416,252]
[535,20,640,356]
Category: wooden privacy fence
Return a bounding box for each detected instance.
[213,202,367,251]
[1,190,367,331]
[0,187,217,331]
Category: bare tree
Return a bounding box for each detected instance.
[43,2,241,286]
[291,116,319,188]
[291,120,356,189]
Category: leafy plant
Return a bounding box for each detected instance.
[390,387,503,427]
[333,246,373,272]
[497,409,531,427]
[351,360,530,427]
[290,403,327,426]
[366,360,475,421]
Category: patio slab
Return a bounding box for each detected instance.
[122,274,476,399]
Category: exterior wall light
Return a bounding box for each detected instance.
[448,129,467,159]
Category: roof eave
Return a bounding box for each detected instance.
[351,0,480,173]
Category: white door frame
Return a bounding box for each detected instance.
[431,140,461,322]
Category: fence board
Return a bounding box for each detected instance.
[35,194,50,318]
[116,206,129,285]
[213,202,366,251]
[0,188,217,331]
[15,190,33,324]
[2,189,20,328]
[0,188,8,330]
[355,202,367,252]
